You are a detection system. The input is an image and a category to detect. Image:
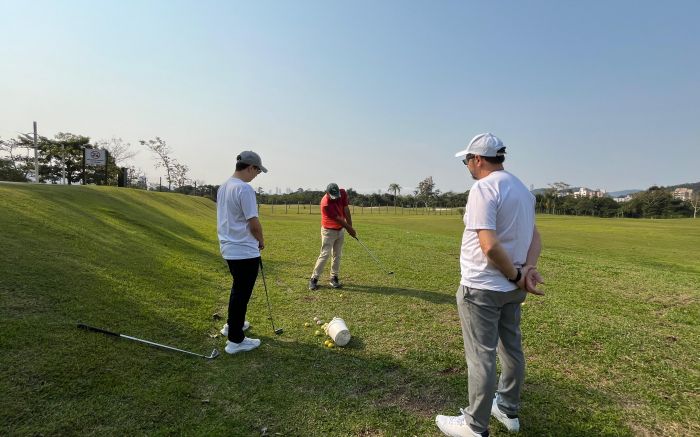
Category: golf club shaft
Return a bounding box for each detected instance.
[78,323,216,359]
[120,335,212,359]
[354,237,391,273]
[258,258,278,332]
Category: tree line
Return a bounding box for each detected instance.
[535,186,697,218]
[2,133,696,218]
[0,132,193,190]
[253,178,469,209]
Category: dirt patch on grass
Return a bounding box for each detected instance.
[437,366,464,376]
[374,382,451,418]
[357,427,385,436]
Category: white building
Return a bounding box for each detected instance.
[613,194,633,203]
[673,188,694,201]
[573,187,607,199]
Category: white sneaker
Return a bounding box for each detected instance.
[491,397,520,432]
[224,337,261,354]
[220,321,250,337]
[435,409,488,436]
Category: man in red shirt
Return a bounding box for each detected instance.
[309,183,357,290]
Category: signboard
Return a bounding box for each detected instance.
[85,148,106,166]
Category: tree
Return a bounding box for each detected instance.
[415,176,440,207]
[691,193,700,219]
[622,187,687,218]
[388,183,401,196]
[125,165,148,189]
[561,196,579,215]
[172,162,189,189]
[35,133,93,184]
[640,187,671,218]
[0,158,27,181]
[0,137,32,181]
[140,137,175,190]
[592,196,620,218]
[575,198,594,216]
[548,181,572,197]
[95,137,136,166]
[388,183,401,207]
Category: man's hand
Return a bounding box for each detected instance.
[518,265,544,295]
[347,226,357,239]
[258,239,265,250]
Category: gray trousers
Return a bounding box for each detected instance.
[456,285,527,433]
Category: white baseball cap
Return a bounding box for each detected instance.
[454,133,506,158]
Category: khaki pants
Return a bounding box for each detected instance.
[457,285,527,433]
[311,228,345,279]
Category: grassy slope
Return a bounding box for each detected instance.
[1,183,698,436]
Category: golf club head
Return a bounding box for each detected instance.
[274,328,284,335]
[208,349,220,359]
[388,271,395,275]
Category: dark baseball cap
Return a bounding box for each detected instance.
[237,151,268,173]
[326,183,340,199]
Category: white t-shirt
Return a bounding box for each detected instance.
[460,170,535,291]
[217,177,260,260]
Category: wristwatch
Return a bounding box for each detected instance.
[508,267,522,283]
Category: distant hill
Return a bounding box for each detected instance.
[665,181,700,192]
[530,187,582,195]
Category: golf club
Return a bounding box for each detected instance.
[353,236,395,275]
[77,323,220,359]
[259,258,284,335]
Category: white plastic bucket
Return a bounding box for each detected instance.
[325,317,351,346]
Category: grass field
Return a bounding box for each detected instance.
[1,183,698,436]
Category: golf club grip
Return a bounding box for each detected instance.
[77,323,120,337]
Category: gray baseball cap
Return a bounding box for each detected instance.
[237,150,268,173]
[326,183,340,199]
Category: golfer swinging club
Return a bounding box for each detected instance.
[217,151,267,355]
[308,183,357,290]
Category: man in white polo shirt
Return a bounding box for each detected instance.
[217,151,267,355]
[436,133,545,437]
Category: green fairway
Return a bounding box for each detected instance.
[1,183,698,436]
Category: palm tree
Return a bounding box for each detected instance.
[388,183,401,209]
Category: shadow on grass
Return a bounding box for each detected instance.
[341,283,454,305]
[195,334,635,436]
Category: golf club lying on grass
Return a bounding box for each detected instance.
[353,236,395,275]
[77,323,220,360]
[259,258,284,335]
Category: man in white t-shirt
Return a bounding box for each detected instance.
[436,133,545,437]
[217,150,267,355]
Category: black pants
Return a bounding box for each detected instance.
[226,257,260,343]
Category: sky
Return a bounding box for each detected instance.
[1,0,699,194]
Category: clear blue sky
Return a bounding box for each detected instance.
[2,0,698,194]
